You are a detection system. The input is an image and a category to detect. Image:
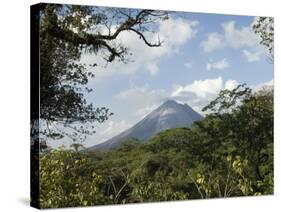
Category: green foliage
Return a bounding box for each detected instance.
[131,182,188,202]
[39,149,108,208]
[39,84,273,208]
[39,4,113,143]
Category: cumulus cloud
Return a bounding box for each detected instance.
[224,79,239,90]
[200,19,265,62]
[172,77,223,98]
[201,32,224,53]
[242,47,266,62]
[201,21,259,52]
[222,21,259,48]
[171,77,240,113]
[206,58,230,71]
[158,18,199,49]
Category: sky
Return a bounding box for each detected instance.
[49,10,273,148]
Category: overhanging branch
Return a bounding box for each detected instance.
[47,9,167,62]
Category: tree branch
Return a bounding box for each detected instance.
[47,9,166,62]
[127,28,162,47]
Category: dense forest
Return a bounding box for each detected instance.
[39,85,273,208]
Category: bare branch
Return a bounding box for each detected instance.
[127,28,162,47]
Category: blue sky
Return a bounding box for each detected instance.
[50,10,273,148]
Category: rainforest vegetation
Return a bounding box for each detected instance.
[39,85,273,208]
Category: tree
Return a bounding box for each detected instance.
[199,84,273,195]
[35,4,168,143]
[253,17,274,62]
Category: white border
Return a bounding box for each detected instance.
[0,0,280,211]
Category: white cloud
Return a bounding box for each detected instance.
[252,79,273,91]
[201,32,224,52]
[243,46,265,62]
[225,79,239,90]
[146,63,159,76]
[171,77,240,113]
[81,17,199,81]
[172,77,224,98]
[158,18,198,49]
[201,19,265,62]
[222,21,259,48]
[201,21,259,53]
[206,58,230,71]
[184,61,192,69]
